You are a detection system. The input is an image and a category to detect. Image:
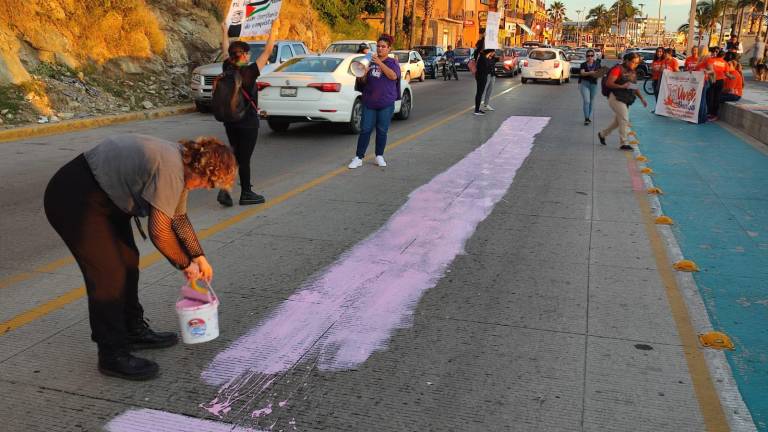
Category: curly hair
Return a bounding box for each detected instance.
[377,34,394,47]
[179,137,237,189]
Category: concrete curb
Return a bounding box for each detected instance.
[721,101,768,147]
[0,105,196,144]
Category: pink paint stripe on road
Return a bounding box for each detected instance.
[105,409,266,432]
[202,116,549,386]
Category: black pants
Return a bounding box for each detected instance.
[225,125,259,190]
[44,155,142,349]
[652,79,660,100]
[475,73,488,112]
[708,79,724,116]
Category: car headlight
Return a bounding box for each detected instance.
[191,73,203,84]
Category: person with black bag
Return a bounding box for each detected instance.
[598,52,648,150]
[474,49,494,116]
[213,19,280,207]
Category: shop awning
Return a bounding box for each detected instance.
[518,23,534,35]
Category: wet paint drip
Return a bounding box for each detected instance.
[105,409,267,432]
[200,372,278,417]
[202,116,549,387]
[252,403,273,418]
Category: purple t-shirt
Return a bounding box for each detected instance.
[361,57,401,109]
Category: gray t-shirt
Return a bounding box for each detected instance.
[84,134,186,217]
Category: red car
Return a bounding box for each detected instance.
[493,47,526,77]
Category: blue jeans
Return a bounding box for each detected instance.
[579,81,597,120]
[356,104,395,159]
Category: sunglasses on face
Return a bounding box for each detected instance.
[586,54,594,57]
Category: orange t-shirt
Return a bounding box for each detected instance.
[665,57,679,72]
[706,57,728,81]
[651,59,665,80]
[724,70,743,96]
[684,56,698,71]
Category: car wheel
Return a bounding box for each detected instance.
[347,98,363,134]
[194,100,210,113]
[267,120,290,132]
[557,73,563,85]
[419,69,425,82]
[565,74,570,83]
[405,71,411,82]
[394,90,412,120]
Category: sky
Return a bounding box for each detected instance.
[560,0,695,32]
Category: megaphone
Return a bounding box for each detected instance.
[351,53,373,77]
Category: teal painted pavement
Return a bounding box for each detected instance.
[630,104,768,431]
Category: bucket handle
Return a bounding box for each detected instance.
[202,280,218,302]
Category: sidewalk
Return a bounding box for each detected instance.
[632,103,768,431]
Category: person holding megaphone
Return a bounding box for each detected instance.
[348,34,401,169]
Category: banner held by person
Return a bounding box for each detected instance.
[225,0,282,38]
[484,12,500,50]
[655,70,705,124]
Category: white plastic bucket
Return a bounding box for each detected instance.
[176,286,220,344]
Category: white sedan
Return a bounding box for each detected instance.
[257,54,413,133]
[520,48,571,85]
[392,50,426,82]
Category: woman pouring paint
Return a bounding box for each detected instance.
[44,134,237,381]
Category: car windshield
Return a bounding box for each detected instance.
[639,52,656,61]
[415,47,437,57]
[529,50,556,60]
[394,52,410,63]
[215,44,278,64]
[275,57,343,73]
[454,48,470,56]
[325,43,363,54]
[513,48,528,56]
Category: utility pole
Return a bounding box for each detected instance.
[755,0,767,62]
[615,0,621,57]
[638,3,645,44]
[657,0,662,46]
[576,9,583,45]
[686,0,696,54]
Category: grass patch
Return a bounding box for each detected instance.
[0,85,23,114]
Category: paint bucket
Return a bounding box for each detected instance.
[176,283,220,344]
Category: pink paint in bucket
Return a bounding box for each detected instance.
[176,283,220,344]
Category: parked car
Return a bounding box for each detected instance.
[392,50,426,82]
[324,40,376,54]
[413,45,446,78]
[567,52,587,76]
[452,47,474,71]
[257,54,413,133]
[190,40,309,112]
[493,47,522,77]
[634,49,685,78]
[520,48,571,84]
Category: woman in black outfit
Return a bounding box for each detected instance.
[216,19,280,207]
[45,135,237,381]
[474,49,494,115]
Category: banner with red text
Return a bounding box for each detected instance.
[655,70,705,124]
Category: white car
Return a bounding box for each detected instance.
[392,50,425,82]
[324,40,376,54]
[257,54,413,133]
[520,48,571,84]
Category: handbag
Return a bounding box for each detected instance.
[468,58,477,75]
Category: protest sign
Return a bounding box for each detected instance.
[484,12,500,50]
[655,70,705,124]
[225,0,282,38]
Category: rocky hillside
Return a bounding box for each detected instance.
[0,0,334,128]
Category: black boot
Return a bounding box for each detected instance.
[127,318,178,350]
[239,187,265,205]
[98,346,159,381]
[217,189,233,207]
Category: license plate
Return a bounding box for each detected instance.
[535,72,544,77]
[280,87,297,97]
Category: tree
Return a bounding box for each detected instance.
[696,0,728,46]
[547,1,567,44]
[586,4,612,43]
[420,0,435,45]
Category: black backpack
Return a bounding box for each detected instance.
[600,64,620,97]
[212,68,257,123]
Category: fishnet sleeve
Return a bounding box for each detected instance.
[148,207,191,270]
[171,214,204,259]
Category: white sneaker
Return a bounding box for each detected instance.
[348,157,363,169]
[484,105,495,111]
[375,155,387,167]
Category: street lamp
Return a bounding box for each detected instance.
[576,9,583,46]
[638,3,645,44]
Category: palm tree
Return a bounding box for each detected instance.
[547,1,567,44]
[420,0,435,45]
[697,0,728,46]
[586,4,612,43]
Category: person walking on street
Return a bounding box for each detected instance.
[348,34,401,169]
[474,49,494,116]
[44,134,237,380]
[650,47,665,99]
[481,49,498,111]
[578,49,601,125]
[598,52,648,150]
[216,19,280,207]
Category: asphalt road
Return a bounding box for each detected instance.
[0,71,723,431]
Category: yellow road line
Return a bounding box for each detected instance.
[1,86,521,336]
[625,152,730,431]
